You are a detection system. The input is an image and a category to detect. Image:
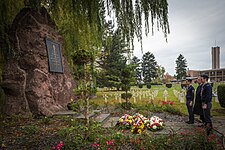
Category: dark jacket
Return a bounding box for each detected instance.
[186,85,195,102]
[193,84,203,115]
[201,83,212,104]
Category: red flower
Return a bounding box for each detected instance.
[106,139,115,146]
[161,100,174,106]
[92,143,101,148]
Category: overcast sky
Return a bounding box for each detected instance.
[133,0,225,75]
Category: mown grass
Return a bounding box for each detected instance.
[90,83,225,116]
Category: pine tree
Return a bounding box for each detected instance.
[142,52,158,84]
[130,56,142,84]
[175,54,187,80]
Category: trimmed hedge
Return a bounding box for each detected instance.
[121,85,130,91]
[151,82,163,85]
[217,84,225,108]
[138,84,143,88]
[166,83,172,88]
[146,84,151,89]
[121,93,132,100]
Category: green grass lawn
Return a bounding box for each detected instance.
[90,84,225,116]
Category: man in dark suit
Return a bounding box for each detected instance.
[193,76,205,126]
[201,74,213,135]
[185,78,195,124]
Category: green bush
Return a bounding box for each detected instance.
[217,84,225,108]
[138,84,143,88]
[146,84,151,89]
[121,93,132,100]
[121,102,132,109]
[121,85,130,91]
[151,82,163,85]
[166,83,172,88]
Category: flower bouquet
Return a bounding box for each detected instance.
[146,116,164,131]
[118,113,164,134]
[130,113,146,134]
[118,114,133,129]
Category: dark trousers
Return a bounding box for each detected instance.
[203,102,212,126]
[186,102,194,122]
[200,115,205,123]
[203,102,213,135]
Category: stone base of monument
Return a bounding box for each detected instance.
[74,110,102,119]
[53,110,78,116]
[94,113,111,123]
[102,117,120,128]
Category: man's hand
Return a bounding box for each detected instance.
[202,103,207,109]
[190,101,193,106]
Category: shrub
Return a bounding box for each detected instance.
[121,93,132,100]
[121,102,132,109]
[151,82,163,85]
[217,84,225,108]
[121,85,130,91]
[138,84,143,88]
[146,84,151,89]
[166,83,172,88]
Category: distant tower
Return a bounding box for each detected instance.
[212,46,220,69]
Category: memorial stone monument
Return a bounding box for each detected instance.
[0,7,75,116]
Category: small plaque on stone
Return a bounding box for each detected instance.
[45,38,64,73]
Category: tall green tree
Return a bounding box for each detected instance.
[0,0,170,58]
[130,56,142,84]
[0,0,170,91]
[175,54,187,80]
[142,52,158,84]
[97,28,128,89]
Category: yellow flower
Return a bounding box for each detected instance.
[119,118,124,123]
[128,116,132,120]
[138,129,142,134]
[131,129,134,133]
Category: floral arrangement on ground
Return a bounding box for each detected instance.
[118,113,164,134]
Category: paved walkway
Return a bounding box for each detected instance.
[54,110,225,148]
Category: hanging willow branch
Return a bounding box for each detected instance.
[0,0,169,58]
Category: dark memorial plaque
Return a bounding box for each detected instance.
[45,38,64,73]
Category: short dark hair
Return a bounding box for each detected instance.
[201,74,209,80]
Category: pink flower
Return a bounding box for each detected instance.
[106,139,115,146]
[92,143,101,148]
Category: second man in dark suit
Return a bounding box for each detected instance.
[185,78,195,124]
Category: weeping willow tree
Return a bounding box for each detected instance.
[0,0,170,60]
[0,0,170,109]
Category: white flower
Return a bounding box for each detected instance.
[150,121,153,125]
[152,125,157,130]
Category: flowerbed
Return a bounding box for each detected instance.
[118,113,164,134]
